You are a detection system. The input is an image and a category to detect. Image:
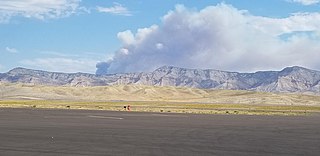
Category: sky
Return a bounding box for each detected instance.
[1,0,320,74]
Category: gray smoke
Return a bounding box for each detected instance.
[95,61,110,75]
[96,3,320,74]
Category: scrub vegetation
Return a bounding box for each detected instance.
[0,83,320,116]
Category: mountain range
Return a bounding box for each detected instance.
[1,66,320,94]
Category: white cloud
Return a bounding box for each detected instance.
[97,3,320,74]
[97,3,132,16]
[250,12,320,35]
[5,47,18,53]
[287,0,320,5]
[0,0,81,23]
[21,57,98,73]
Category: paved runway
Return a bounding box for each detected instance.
[0,108,319,156]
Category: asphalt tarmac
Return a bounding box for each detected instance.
[0,108,319,156]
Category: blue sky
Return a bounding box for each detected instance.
[1,0,320,74]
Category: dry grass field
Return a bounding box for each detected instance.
[1,83,320,115]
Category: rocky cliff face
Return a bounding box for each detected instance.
[1,66,320,93]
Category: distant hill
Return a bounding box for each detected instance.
[1,83,320,106]
[1,66,320,94]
